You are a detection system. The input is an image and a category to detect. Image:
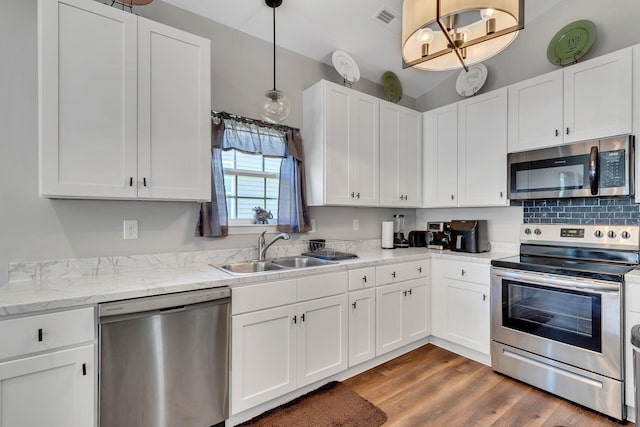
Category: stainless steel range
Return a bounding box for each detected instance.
[491,223,640,421]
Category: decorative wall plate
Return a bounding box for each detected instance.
[455,63,488,97]
[331,50,360,84]
[547,20,597,66]
[382,71,403,103]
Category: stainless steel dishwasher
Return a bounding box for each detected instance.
[98,287,230,427]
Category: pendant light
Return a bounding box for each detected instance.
[261,0,290,124]
[402,0,524,71]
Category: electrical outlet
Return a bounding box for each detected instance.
[310,218,316,233]
[123,220,138,240]
[353,219,360,231]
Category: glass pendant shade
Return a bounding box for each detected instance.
[402,0,524,71]
[261,89,290,124]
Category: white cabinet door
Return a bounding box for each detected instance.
[404,279,430,342]
[351,92,380,206]
[0,345,94,427]
[457,87,508,207]
[564,48,633,144]
[379,102,422,207]
[348,288,376,367]
[137,18,211,201]
[442,277,490,354]
[231,305,297,414]
[422,104,458,207]
[508,70,564,152]
[39,0,138,199]
[376,282,405,356]
[297,295,348,387]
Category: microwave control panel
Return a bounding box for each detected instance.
[599,149,626,188]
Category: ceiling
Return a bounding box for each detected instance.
[161,0,562,99]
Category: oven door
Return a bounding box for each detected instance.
[491,267,622,380]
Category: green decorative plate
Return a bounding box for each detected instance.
[547,20,597,66]
[382,71,403,103]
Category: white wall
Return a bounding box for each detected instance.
[416,0,640,111]
[0,0,418,285]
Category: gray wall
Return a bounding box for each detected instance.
[0,0,418,286]
[416,0,640,111]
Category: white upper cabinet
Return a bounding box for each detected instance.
[458,87,508,206]
[508,48,633,152]
[379,102,422,207]
[303,80,379,206]
[422,104,458,207]
[39,0,211,201]
[563,48,633,143]
[508,70,563,152]
[423,88,508,208]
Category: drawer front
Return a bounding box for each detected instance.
[376,260,429,285]
[627,281,640,313]
[298,271,348,302]
[232,279,297,315]
[440,260,489,285]
[0,307,95,361]
[348,267,376,290]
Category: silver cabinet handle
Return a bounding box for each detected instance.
[500,191,503,198]
[418,267,422,273]
[356,192,360,199]
[362,275,367,283]
[451,194,454,200]
[555,129,559,137]
[461,269,466,276]
[483,294,486,301]
[352,301,357,309]
[350,192,355,199]
[392,271,396,278]
[566,127,570,135]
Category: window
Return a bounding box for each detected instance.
[221,150,282,225]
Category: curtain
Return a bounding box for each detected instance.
[277,130,311,233]
[196,112,311,237]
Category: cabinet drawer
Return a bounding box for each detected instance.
[349,267,376,290]
[0,307,95,361]
[626,281,640,313]
[232,279,297,315]
[376,260,429,285]
[440,260,489,285]
[298,272,348,302]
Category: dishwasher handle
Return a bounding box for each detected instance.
[99,287,230,319]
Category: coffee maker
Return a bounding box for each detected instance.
[393,214,409,248]
[427,221,451,250]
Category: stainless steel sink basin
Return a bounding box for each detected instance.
[270,256,336,268]
[216,260,286,275]
[214,256,336,275]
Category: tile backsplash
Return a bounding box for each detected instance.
[523,197,640,225]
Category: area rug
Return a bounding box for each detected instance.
[238,381,387,427]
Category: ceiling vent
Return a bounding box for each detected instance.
[374,7,396,25]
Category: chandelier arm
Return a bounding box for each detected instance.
[436,18,469,72]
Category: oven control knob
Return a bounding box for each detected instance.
[622,231,631,239]
[608,230,617,239]
[524,228,531,235]
[594,230,603,238]
[534,228,542,235]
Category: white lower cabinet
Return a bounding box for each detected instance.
[0,345,95,427]
[348,288,376,367]
[0,307,96,427]
[375,260,430,356]
[231,273,348,414]
[432,260,490,356]
[625,277,640,411]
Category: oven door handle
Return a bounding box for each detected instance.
[492,269,620,293]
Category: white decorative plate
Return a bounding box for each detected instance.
[332,50,360,83]
[455,63,488,97]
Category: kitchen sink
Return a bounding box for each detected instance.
[216,260,286,275]
[269,256,337,268]
[215,256,336,275]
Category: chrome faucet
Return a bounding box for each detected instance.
[258,231,290,260]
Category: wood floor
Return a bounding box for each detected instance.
[344,344,631,427]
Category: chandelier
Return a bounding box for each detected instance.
[402,0,524,71]
[261,0,291,124]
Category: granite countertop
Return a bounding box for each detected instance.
[0,245,517,317]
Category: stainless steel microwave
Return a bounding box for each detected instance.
[507,135,634,200]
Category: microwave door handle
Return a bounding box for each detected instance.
[589,146,598,195]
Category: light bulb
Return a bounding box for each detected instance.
[261,89,290,124]
[480,8,495,20]
[417,27,434,44]
[459,28,472,42]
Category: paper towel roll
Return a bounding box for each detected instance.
[381,221,394,249]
